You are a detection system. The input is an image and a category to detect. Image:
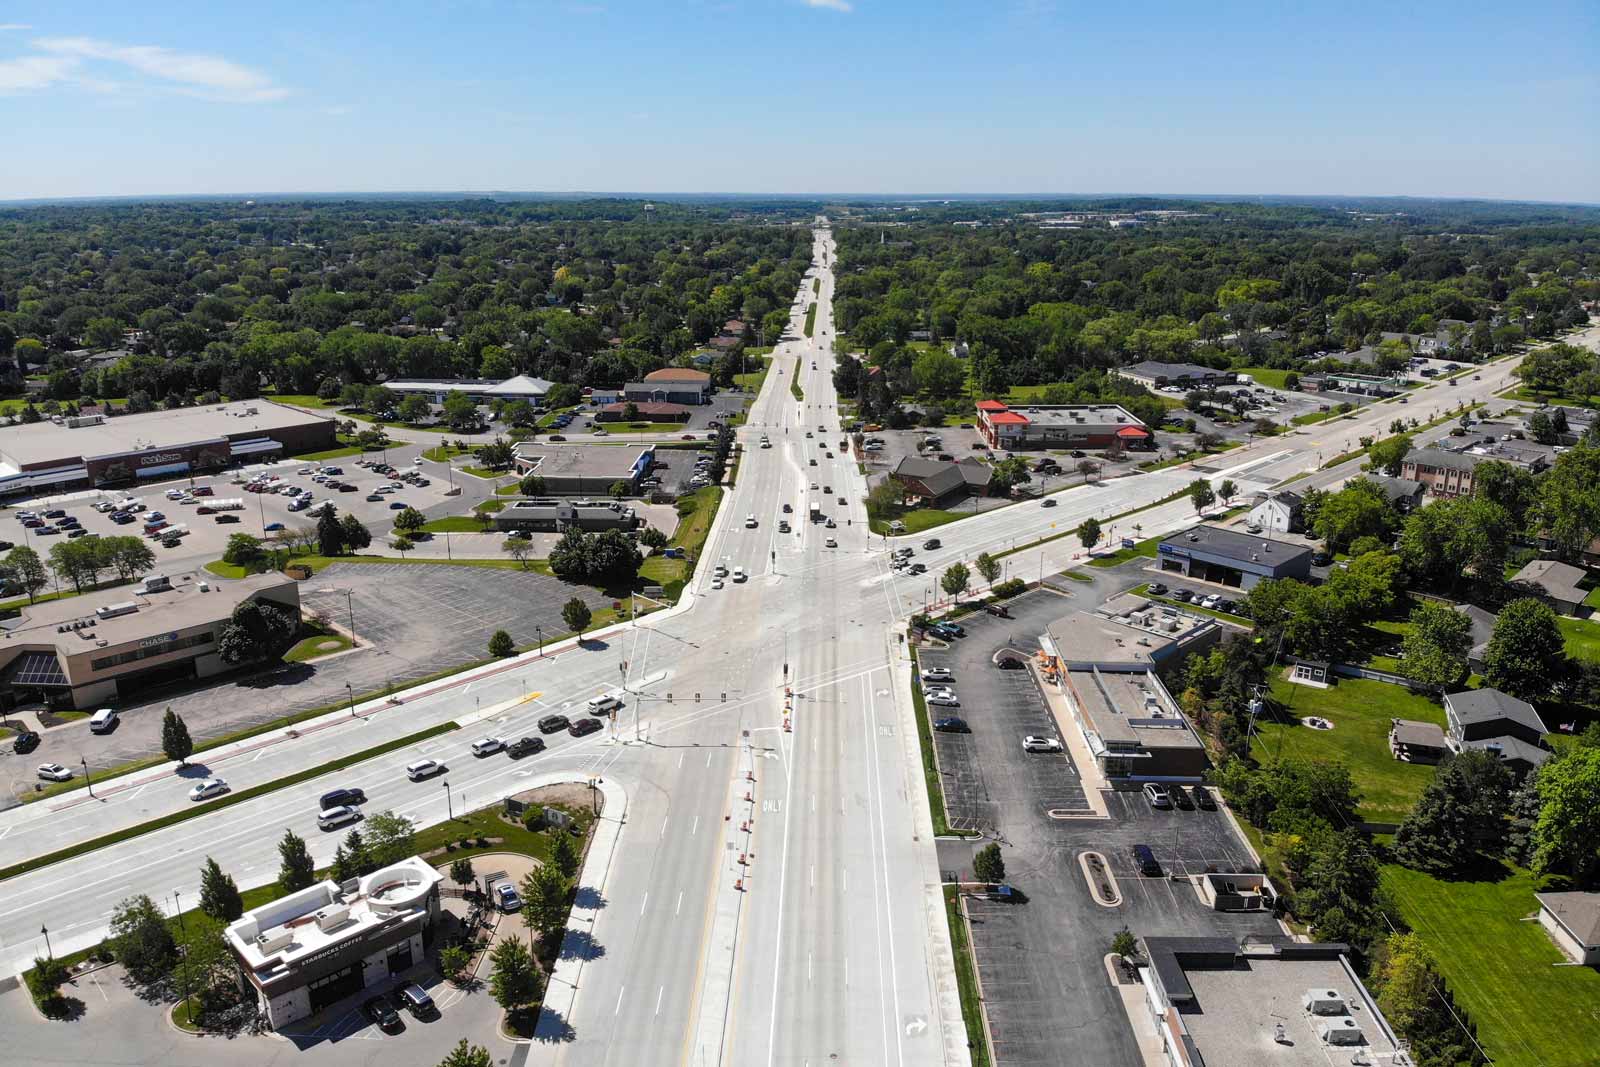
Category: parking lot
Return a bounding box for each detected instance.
[1,562,613,802]
[925,583,1278,1067]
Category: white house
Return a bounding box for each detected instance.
[1248,490,1304,534]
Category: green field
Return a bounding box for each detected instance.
[1235,367,1294,389]
[637,486,722,598]
[1557,617,1600,662]
[418,515,495,533]
[1251,676,1443,825]
[869,507,962,536]
[421,443,474,462]
[1087,535,1160,568]
[283,632,354,662]
[1382,863,1600,1067]
[804,302,817,337]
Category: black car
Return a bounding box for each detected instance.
[1146,582,1168,596]
[214,514,241,524]
[363,995,402,1032]
[1171,589,1194,603]
[43,509,65,519]
[1173,786,1196,811]
[1216,598,1237,614]
[923,538,941,550]
[569,717,603,738]
[12,730,39,754]
[508,736,546,758]
[319,787,366,809]
[996,657,1025,670]
[537,714,570,734]
[984,604,1010,618]
[1311,551,1332,566]
[1193,787,1218,811]
[0,540,12,551]
[548,434,566,442]
[932,717,969,733]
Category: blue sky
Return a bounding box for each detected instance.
[2,1,1596,203]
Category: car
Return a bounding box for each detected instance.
[1244,521,1262,534]
[406,758,445,780]
[824,536,837,547]
[1021,736,1063,754]
[538,713,571,734]
[1311,551,1332,566]
[12,729,40,754]
[193,486,213,496]
[1193,786,1218,811]
[319,786,366,808]
[923,538,941,550]
[711,577,725,589]
[745,515,757,528]
[189,777,230,801]
[824,518,836,528]
[1172,785,1196,810]
[922,684,957,698]
[805,431,813,438]
[113,513,136,524]
[548,434,566,442]
[363,995,403,1032]
[922,667,953,681]
[496,883,523,911]
[1146,582,1168,596]
[822,485,832,494]
[389,501,408,510]
[996,656,1026,670]
[569,717,603,738]
[1171,589,1194,603]
[264,522,285,532]
[366,493,385,502]
[1143,782,1173,809]
[68,528,91,539]
[214,514,241,524]
[1200,594,1222,609]
[471,737,506,757]
[908,562,926,574]
[1041,497,1058,508]
[809,458,818,466]
[932,717,969,733]
[89,708,118,733]
[43,509,66,519]
[732,566,747,582]
[836,496,846,506]
[1132,843,1163,877]
[984,603,1010,617]
[1216,599,1237,614]
[508,736,546,759]
[926,693,960,707]
[393,983,437,1017]
[37,763,73,782]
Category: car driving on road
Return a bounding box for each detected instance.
[470,737,506,757]
[189,777,230,801]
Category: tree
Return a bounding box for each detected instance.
[1531,747,1600,884]
[1188,477,1215,516]
[1371,932,1486,1066]
[1365,432,1413,477]
[198,856,243,921]
[973,842,1005,885]
[441,390,480,431]
[1216,479,1237,506]
[340,513,372,550]
[503,537,534,568]
[1400,601,1472,690]
[48,538,103,593]
[488,935,541,1011]
[108,895,177,985]
[474,438,515,471]
[393,506,426,534]
[393,534,414,559]
[519,473,547,496]
[1392,750,1513,875]
[277,830,316,893]
[438,1038,494,1067]
[439,943,474,984]
[1483,597,1568,703]
[161,708,194,765]
[912,349,965,397]
[488,629,514,657]
[333,829,372,880]
[639,525,668,550]
[216,597,299,664]
[103,535,156,581]
[941,562,970,599]
[988,455,1032,492]
[472,502,497,530]
[364,809,415,867]
[974,551,1001,587]
[608,480,629,501]
[1111,927,1139,962]
[521,862,571,941]
[449,857,475,890]
[3,545,49,603]
[1532,444,1600,560]
[551,830,580,880]
[316,506,346,556]
[397,393,431,425]
[562,596,593,639]
[26,954,70,1014]
[1077,517,1102,550]
[1315,479,1398,550]
[222,533,264,567]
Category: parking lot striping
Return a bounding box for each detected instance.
[615,985,626,1015]
[676,889,683,916]
[640,891,649,916]
[691,815,699,836]
[656,984,666,1016]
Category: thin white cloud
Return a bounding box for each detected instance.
[33,36,289,102]
[0,24,33,32]
[803,0,853,10]
[0,54,76,92]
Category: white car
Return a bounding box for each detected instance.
[711,578,725,590]
[592,428,609,436]
[745,515,757,528]
[1200,594,1222,609]
[810,482,819,490]
[926,693,960,708]
[37,764,73,782]
[189,777,230,801]
[713,564,729,578]
[922,667,954,682]
[732,567,748,582]
[923,684,957,698]
[298,467,313,475]
[405,758,445,781]
[1022,736,1063,753]
[470,737,506,757]
[824,537,837,547]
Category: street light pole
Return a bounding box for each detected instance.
[536,625,543,657]
[40,924,52,960]
[443,779,453,821]
[344,589,355,645]
[346,683,356,718]
[173,890,190,1013]
[81,756,93,798]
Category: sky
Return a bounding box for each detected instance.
[1,0,1597,204]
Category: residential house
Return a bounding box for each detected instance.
[1510,559,1588,615]
[1443,688,1550,775]
[1453,604,1498,673]
[888,457,993,507]
[1362,474,1426,512]
[1535,891,1600,967]
[1247,490,1304,534]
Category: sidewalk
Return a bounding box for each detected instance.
[1031,662,1109,819]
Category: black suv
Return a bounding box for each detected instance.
[12,730,40,754]
[568,717,602,738]
[508,736,546,758]
[319,787,366,809]
[537,714,570,734]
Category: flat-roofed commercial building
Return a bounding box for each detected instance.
[493,499,639,533]
[380,375,553,404]
[511,444,654,496]
[1139,937,1402,1067]
[0,401,336,498]
[226,857,442,1027]
[1114,361,1235,391]
[975,400,1151,451]
[1157,525,1312,590]
[0,572,300,710]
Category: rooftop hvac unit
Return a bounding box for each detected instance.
[1316,1018,1365,1047]
[95,602,139,619]
[314,904,351,932]
[1303,989,1349,1015]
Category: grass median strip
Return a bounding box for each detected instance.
[0,721,459,884]
[909,650,977,839]
[943,885,993,1067]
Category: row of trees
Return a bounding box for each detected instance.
[0,536,158,601]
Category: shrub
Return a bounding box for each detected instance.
[991,578,1027,598]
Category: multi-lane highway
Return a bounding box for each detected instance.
[0,225,1579,1067]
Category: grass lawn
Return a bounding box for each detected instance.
[1252,676,1443,825]
[943,886,993,1067]
[419,516,497,534]
[637,486,722,599]
[1292,409,1343,427]
[1558,617,1600,662]
[1382,863,1600,1067]
[422,443,474,462]
[460,465,514,479]
[261,393,338,410]
[1087,535,1160,568]
[283,632,354,662]
[869,507,961,536]
[790,378,805,402]
[734,355,772,393]
[1236,367,1295,389]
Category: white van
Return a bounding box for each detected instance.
[587,695,623,715]
[89,708,118,733]
[406,758,445,780]
[745,514,757,528]
[317,805,361,831]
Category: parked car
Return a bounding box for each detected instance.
[393,983,436,1018]
[1142,782,1173,809]
[214,514,241,524]
[984,604,1010,618]
[926,693,960,707]
[921,667,953,681]
[496,883,523,911]
[1132,843,1162,877]
[1146,582,1168,596]
[89,708,118,733]
[37,763,73,782]
[1193,787,1218,811]
[1022,735,1063,753]
[12,730,40,754]
[932,717,969,733]
[363,995,403,1032]
[1172,785,1196,810]
[189,777,230,801]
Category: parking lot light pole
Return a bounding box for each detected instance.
[346,683,355,718]
[343,589,355,644]
[40,924,52,959]
[443,779,453,821]
[81,756,93,798]
[536,626,543,657]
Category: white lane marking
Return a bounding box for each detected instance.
[660,814,668,839]
[615,985,625,1015]
[844,955,849,988]
[866,672,906,1066]
[808,951,813,985]
[639,891,649,916]
[0,826,11,842]
[656,985,664,1016]
[678,752,685,769]
[691,815,698,837]
[764,695,800,1067]
[809,865,814,890]
[706,752,712,767]
[675,890,682,916]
